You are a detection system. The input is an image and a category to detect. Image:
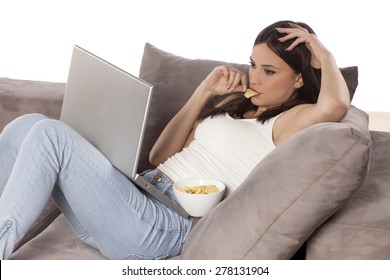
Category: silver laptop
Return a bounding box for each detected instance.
[60,45,189,217]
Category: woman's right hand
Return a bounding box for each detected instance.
[200,65,248,96]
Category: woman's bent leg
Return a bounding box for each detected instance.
[48,120,195,259]
[0,114,47,194]
[0,117,61,259]
[0,119,194,259]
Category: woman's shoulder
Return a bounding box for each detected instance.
[272,103,314,146]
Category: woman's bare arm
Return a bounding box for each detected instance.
[149,85,210,166]
[274,25,350,146]
[149,65,247,166]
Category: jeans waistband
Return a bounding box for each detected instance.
[141,169,173,194]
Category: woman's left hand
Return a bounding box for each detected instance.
[276,23,331,69]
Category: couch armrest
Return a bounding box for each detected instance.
[0,77,65,131]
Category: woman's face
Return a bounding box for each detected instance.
[248,43,303,110]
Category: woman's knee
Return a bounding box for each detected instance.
[1,114,48,146]
[2,113,47,133]
[28,119,84,157]
[29,118,72,141]
[14,113,47,125]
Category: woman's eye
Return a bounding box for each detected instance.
[264,69,275,75]
[249,61,257,69]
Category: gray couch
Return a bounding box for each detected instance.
[2,43,390,259]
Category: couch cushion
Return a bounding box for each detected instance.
[137,43,359,172]
[306,130,390,259]
[175,106,371,259]
[10,214,105,260]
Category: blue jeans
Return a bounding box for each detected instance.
[0,114,195,259]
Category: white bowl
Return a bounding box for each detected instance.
[173,177,225,217]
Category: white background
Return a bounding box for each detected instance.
[0,0,388,111]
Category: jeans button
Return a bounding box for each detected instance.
[154,174,162,182]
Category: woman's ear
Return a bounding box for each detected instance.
[294,74,304,89]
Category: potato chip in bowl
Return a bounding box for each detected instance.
[173,178,225,217]
[176,184,220,194]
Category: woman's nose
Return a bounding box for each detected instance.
[249,71,261,85]
[249,68,261,85]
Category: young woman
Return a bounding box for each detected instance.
[0,20,350,259]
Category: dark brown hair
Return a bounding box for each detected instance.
[198,20,321,123]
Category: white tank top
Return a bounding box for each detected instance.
[158,113,280,197]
